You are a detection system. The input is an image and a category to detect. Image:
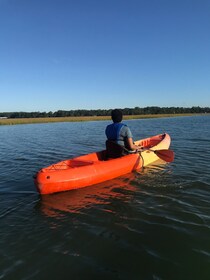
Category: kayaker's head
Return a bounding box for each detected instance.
[111,109,123,123]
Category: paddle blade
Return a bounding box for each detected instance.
[154,149,175,162]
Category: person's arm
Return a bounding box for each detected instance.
[126,137,143,151]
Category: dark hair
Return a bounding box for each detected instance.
[111,109,123,123]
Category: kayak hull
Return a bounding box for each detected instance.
[34,133,171,195]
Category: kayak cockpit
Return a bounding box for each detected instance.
[40,150,107,172]
[41,134,166,172]
[136,133,165,147]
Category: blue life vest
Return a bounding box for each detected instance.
[105,123,127,145]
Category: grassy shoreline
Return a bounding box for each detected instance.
[0,113,207,126]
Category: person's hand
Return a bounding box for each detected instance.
[136,146,144,152]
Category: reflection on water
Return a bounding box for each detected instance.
[38,175,138,217]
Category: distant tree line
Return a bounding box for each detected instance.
[0,106,209,119]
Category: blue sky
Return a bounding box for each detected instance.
[0,0,210,112]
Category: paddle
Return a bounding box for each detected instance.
[146,149,175,162]
[138,148,174,162]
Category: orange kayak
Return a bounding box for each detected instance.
[34,133,172,195]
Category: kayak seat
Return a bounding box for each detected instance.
[106,140,133,159]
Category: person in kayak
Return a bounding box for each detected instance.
[105,109,142,158]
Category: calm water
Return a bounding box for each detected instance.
[0,116,210,280]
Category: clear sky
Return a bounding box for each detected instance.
[0,0,210,112]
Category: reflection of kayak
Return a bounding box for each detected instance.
[39,175,137,217]
[34,133,172,195]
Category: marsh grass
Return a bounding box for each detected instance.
[0,113,200,125]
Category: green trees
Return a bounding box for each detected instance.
[0,106,209,119]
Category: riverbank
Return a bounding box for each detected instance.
[0,113,206,125]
